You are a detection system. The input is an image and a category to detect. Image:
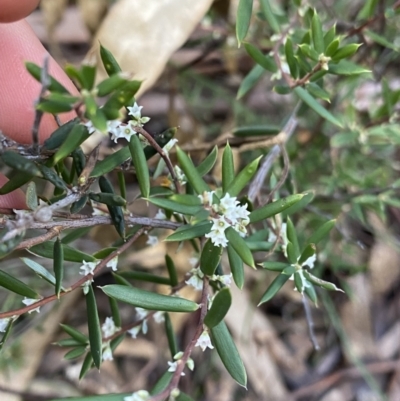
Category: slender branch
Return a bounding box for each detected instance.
[0,227,147,319]
[135,126,181,194]
[14,226,62,250]
[150,277,209,401]
[302,294,320,351]
[248,103,300,203]
[31,55,50,154]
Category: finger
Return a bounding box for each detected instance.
[0,175,27,209]
[0,0,39,22]
[0,20,78,144]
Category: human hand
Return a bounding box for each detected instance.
[0,0,77,208]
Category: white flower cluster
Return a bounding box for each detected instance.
[102,316,120,338]
[127,308,164,339]
[79,257,118,294]
[200,193,250,247]
[84,102,150,143]
[102,342,113,361]
[0,317,11,332]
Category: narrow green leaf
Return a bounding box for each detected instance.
[286,242,297,264]
[0,270,38,298]
[60,324,89,344]
[52,124,90,165]
[305,282,318,305]
[285,37,298,78]
[258,273,290,305]
[150,371,173,396]
[204,288,232,328]
[259,0,280,33]
[79,352,94,380]
[261,261,291,271]
[210,321,247,387]
[282,191,314,217]
[227,244,244,289]
[0,317,15,352]
[164,313,178,358]
[323,24,336,49]
[325,38,340,57]
[200,239,223,276]
[38,164,68,191]
[331,43,361,61]
[365,29,400,51]
[99,176,126,239]
[233,125,280,137]
[129,134,150,198]
[306,82,330,102]
[244,42,277,72]
[96,73,128,97]
[36,99,73,114]
[303,271,344,292]
[25,62,69,94]
[249,194,304,223]
[90,148,131,178]
[298,243,316,265]
[70,195,89,214]
[197,145,218,177]
[0,172,32,195]
[81,64,97,90]
[226,156,261,196]
[21,257,58,286]
[357,0,378,20]
[109,297,121,327]
[328,60,371,76]
[102,80,141,117]
[236,0,253,45]
[286,218,300,260]
[53,238,64,298]
[165,255,178,287]
[84,97,107,133]
[1,151,41,176]
[294,87,343,127]
[29,242,96,262]
[225,227,255,268]
[176,147,209,194]
[165,221,212,242]
[100,44,122,76]
[237,64,264,99]
[64,347,87,360]
[169,194,202,206]
[89,192,126,207]
[85,285,102,369]
[311,10,324,54]
[148,197,202,216]
[101,285,199,312]
[222,142,235,192]
[306,219,336,246]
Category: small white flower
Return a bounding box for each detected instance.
[136,308,149,334]
[102,342,113,361]
[212,273,232,287]
[111,122,137,143]
[79,260,98,276]
[185,268,204,291]
[146,235,158,246]
[127,325,141,339]
[195,330,214,352]
[102,317,119,338]
[173,165,186,186]
[219,193,239,213]
[127,103,143,120]
[205,229,228,247]
[106,256,118,271]
[153,311,165,324]
[0,318,11,332]
[124,390,150,401]
[22,298,41,314]
[155,209,166,220]
[84,120,97,134]
[167,361,185,376]
[198,191,215,207]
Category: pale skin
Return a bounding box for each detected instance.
[0,0,78,208]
